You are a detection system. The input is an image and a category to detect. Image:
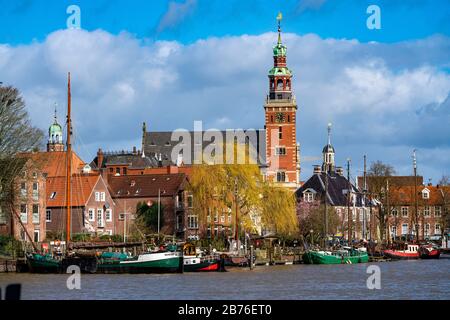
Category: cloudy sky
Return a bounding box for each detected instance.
[0,0,449,184]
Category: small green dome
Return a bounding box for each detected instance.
[48,121,63,144]
[273,43,287,57]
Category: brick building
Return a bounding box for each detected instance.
[107,173,192,239]
[45,173,115,236]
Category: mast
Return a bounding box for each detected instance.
[234,177,239,252]
[65,72,72,245]
[413,149,419,243]
[347,158,352,244]
[363,155,367,240]
[324,124,331,249]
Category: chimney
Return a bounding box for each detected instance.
[313,165,321,174]
[336,167,344,176]
[97,148,104,169]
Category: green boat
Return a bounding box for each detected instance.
[26,253,62,273]
[97,250,183,273]
[302,248,369,264]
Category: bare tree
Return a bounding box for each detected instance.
[438,175,450,186]
[0,85,44,239]
[368,160,396,177]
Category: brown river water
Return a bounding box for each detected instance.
[1,256,449,300]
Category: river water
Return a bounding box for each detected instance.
[1,256,449,300]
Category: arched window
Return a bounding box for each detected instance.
[286,80,290,89]
[277,79,283,90]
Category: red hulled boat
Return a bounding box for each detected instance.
[418,244,441,259]
[383,244,420,260]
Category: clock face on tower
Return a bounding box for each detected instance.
[275,112,285,123]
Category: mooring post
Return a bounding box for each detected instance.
[250,245,254,270]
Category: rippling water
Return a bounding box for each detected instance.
[1,256,449,300]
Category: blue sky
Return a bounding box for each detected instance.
[1,0,449,183]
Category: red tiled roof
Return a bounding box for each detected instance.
[18,151,85,177]
[46,174,100,207]
[108,173,187,198]
[389,185,450,206]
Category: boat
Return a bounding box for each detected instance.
[97,249,183,274]
[383,244,420,260]
[26,252,62,273]
[182,243,225,272]
[418,244,440,259]
[302,247,369,265]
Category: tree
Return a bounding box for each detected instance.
[368,160,396,177]
[438,175,450,186]
[297,201,340,243]
[188,142,298,240]
[0,86,44,240]
[136,202,164,234]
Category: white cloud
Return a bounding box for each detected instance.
[1,29,449,182]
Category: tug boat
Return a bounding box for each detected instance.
[418,244,441,259]
[383,244,420,260]
[302,247,369,265]
[182,243,225,272]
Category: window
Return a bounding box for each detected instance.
[214,211,218,223]
[391,226,397,237]
[97,209,104,227]
[123,167,127,175]
[100,192,106,202]
[275,147,286,156]
[46,209,51,222]
[187,195,193,208]
[32,172,37,179]
[422,190,429,199]
[425,223,430,236]
[303,192,314,202]
[401,223,408,235]
[276,171,286,182]
[20,183,27,196]
[278,127,282,140]
[401,207,408,217]
[32,182,39,200]
[50,192,57,199]
[287,115,290,122]
[95,192,100,201]
[105,209,112,222]
[228,213,232,223]
[188,215,198,229]
[423,206,430,217]
[116,167,121,175]
[119,213,125,221]
[32,204,39,224]
[391,208,398,216]
[20,204,27,223]
[221,214,225,223]
[435,224,441,235]
[277,79,283,89]
[0,207,6,224]
[435,206,441,217]
[88,208,95,221]
[34,230,40,243]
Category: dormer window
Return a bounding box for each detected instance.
[303,188,316,202]
[422,188,430,199]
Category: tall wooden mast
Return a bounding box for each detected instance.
[65,72,72,244]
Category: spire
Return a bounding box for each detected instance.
[277,12,283,45]
[53,102,58,123]
[327,122,332,145]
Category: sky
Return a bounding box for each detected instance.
[0,0,449,184]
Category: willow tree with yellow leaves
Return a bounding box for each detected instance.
[188,141,298,242]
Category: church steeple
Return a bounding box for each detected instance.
[47,103,64,152]
[322,123,335,173]
[268,12,293,101]
[264,13,300,188]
